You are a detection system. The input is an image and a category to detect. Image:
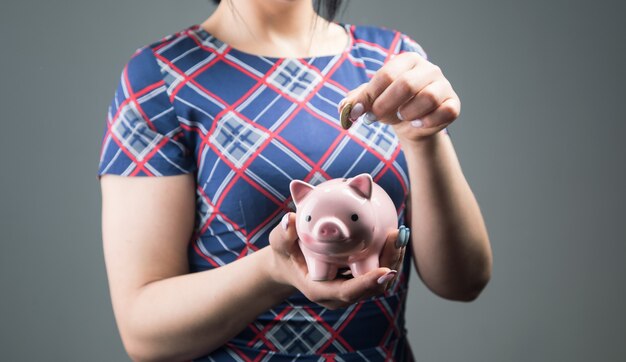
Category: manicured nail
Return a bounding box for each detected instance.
[396,110,404,121]
[396,225,410,248]
[281,213,289,230]
[350,102,364,120]
[363,112,377,125]
[377,270,397,285]
[410,119,423,128]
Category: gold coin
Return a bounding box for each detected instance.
[340,102,353,130]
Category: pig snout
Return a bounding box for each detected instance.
[313,218,349,242]
[318,222,341,238]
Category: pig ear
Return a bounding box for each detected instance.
[289,180,316,206]
[347,173,373,199]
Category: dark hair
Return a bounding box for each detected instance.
[210,0,345,22]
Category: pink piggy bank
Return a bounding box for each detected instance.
[289,173,400,281]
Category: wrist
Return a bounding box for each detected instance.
[256,246,297,298]
[398,128,446,153]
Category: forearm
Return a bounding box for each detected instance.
[400,130,492,301]
[120,247,295,362]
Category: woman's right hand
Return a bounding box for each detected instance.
[266,212,400,310]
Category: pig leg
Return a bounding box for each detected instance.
[350,256,379,278]
[305,255,338,281]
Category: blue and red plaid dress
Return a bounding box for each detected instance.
[97,22,450,361]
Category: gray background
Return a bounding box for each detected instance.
[1,0,624,360]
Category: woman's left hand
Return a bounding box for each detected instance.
[338,52,461,143]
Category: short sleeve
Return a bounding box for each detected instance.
[396,31,452,138]
[96,46,197,178]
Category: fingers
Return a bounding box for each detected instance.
[373,66,440,124]
[304,267,394,310]
[337,52,460,132]
[338,83,367,116]
[380,228,406,269]
[339,54,421,124]
[361,55,420,111]
[419,97,461,129]
[340,268,398,302]
[379,226,410,290]
[269,212,299,257]
[396,80,456,124]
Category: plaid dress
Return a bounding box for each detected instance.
[97,22,449,361]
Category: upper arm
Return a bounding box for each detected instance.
[97,45,198,328]
[100,174,196,315]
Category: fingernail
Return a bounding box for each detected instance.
[281,213,289,230]
[396,225,410,248]
[410,119,423,128]
[338,98,346,112]
[377,270,397,285]
[363,112,377,125]
[396,110,404,121]
[350,102,364,120]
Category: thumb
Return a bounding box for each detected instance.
[269,212,299,256]
[338,83,372,124]
[336,267,396,303]
[380,226,409,270]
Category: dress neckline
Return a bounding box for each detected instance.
[191,22,354,61]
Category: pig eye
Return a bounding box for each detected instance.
[351,213,359,221]
[305,215,312,222]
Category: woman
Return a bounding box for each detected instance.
[97,0,493,360]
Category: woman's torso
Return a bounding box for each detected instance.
[135,22,418,361]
